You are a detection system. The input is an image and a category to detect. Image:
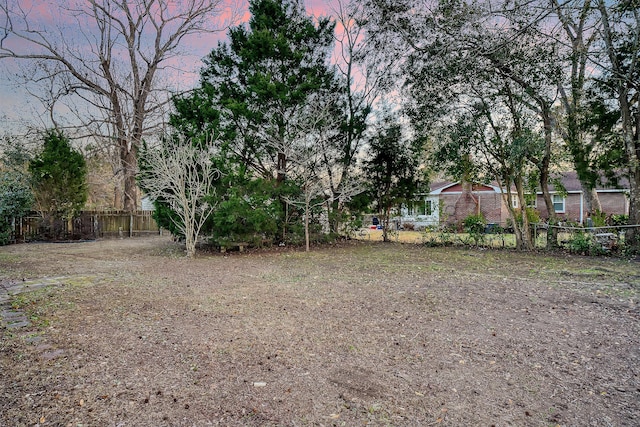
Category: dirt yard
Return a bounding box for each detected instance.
[1,236,639,426]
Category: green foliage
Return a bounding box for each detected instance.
[168,0,346,244]
[173,0,339,181]
[28,130,87,219]
[0,138,33,245]
[463,214,486,234]
[567,231,599,256]
[0,172,33,245]
[342,216,363,238]
[590,210,607,227]
[462,213,486,246]
[608,214,628,226]
[364,109,424,241]
[210,175,281,247]
[151,198,185,238]
[514,207,541,226]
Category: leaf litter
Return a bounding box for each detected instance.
[0,236,639,426]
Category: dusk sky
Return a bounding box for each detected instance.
[0,0,338,135]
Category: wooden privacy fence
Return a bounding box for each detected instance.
[12,210,160,242]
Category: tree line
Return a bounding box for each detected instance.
[0,0,638,255]
[361,0,638,250]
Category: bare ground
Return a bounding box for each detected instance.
[1,235,639,426]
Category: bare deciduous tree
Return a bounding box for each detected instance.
[138,137,219,258]
[0,0,232,210]
[277,92,365,250]
[323,0,381,233]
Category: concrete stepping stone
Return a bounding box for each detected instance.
[6,319,31,329]
[1,309,25,320]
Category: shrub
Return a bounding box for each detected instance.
[463,214,486,246]
[513,207,541,226]
[608,214,628,227]
[0,171,33,245]
[463,214,486,234]
[29,130,87,220]
[591,210,607,227]
[567,231,591,254]
[567,231,604,256]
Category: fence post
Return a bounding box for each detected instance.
[130,214,133,238]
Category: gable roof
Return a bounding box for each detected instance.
[548,171,629,193]
[429,181,503,195]
[429,171,630,196]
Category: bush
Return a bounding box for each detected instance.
[591,210,607,227]
[567,231,605,256]
[463,214,486,234]
[341,216,363,238]
[512,207,541,226]
[608,214,628,227]
[463,214,486,246]
[567,231,592,255]
[0,171,33,245]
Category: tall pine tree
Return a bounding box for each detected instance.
[172,0,338,183]
[29,130,87,219]
[171,0,340,242]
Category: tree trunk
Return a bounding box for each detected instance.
[596,0,640,251]
[538,110,559,250]
[619,87,640,251]
[113,186,123,210]
[627,168,640,250]
[581,184,602,215]
[516,180,534,250]
[119,134,139,212]
[541,174,559,250]
[277,152,286,183]
[305,196,310,252]
[185,221,196,258]
[382,204,391,242]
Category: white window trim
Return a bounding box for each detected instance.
[553,195,565,213]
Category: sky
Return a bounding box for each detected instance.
[0,0,337,136]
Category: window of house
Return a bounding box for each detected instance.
[525,194,537,208]
[425,199,433,216]
[511,194,518,208]
[553,195,565,213]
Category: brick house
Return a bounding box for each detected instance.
[534,171,629,224]
[405,172,629,227]
[405,181,511,227]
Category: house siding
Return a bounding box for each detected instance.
[536,191,628,223]
[428,173,629,227]
[599,192,628,216]
[440,192,505,226]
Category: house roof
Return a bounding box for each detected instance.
[429,171,630,195]
[548,171,629,193]
[429,180,506,195]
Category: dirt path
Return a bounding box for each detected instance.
[1,236,639,426]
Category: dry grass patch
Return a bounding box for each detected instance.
[1,236,639,426]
